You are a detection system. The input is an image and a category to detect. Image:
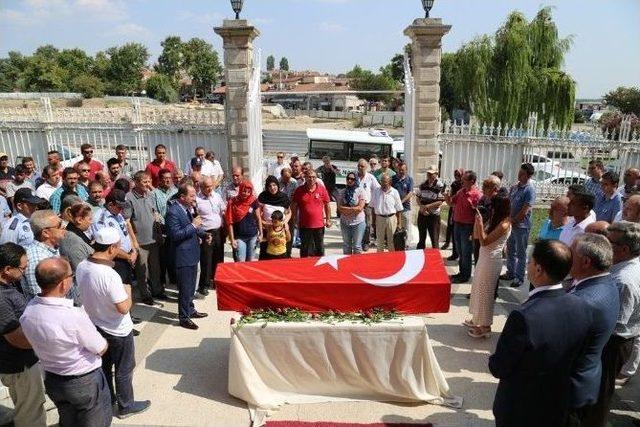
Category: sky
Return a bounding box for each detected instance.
[1,0,639,98]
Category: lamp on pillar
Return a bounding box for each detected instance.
[421,0,434,18]
[230,0,243,19]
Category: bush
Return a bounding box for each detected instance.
[71,74,105,98]
[599,111,640,140]
[146,74,178,104]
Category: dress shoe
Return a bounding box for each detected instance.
[509,281,522,288]
[499,273,514,281]
[451,276,469,284]
[179,319,199,330]
[197,288,209,296]
[117,400,151,419]
[131,316,142,325]
[446,254,458,261]
[142,298,155,306]
[132,329,140,337]
[191,311,208,319]
[362,244,369,252]
[440,243,449,250]
[153,293,169,301]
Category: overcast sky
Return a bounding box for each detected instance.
[1,0,639,98]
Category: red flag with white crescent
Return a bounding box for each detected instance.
[215,249,451,314]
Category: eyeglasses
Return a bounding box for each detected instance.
[82,150,93,154]
[277,156,284,159]
[79,169,90,172]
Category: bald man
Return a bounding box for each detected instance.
[585,221,610,236]
[538,196,570,240]
[621,195,640,223]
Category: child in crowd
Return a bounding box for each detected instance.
[264,210,290,259]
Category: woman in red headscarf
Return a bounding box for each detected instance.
[226,180,262,262]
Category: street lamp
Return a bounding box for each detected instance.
[230,0,243,19]
[421,0,434,18]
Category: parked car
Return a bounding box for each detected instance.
[545,150,581,170]
[531,168,589,200]
[522,153,562,174]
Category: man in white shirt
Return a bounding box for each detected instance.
[356,158,380,251]
[35,165,61,201]
[20,257,112,426]
[184,147,224,184]
[559,191,596,246]
[75,227,150,420]
[370,173,403,252]
[195,176,226,296]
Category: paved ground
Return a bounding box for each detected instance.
[2,226,639,426]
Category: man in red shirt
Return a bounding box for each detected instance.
[447,170,482,283]
[291,170,331,257]
[74,143,104,180]
[145,144,176,188]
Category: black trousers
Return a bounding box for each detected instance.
[300,227,325,258]
[97,330,136,411]
[445,208,457,256]
[44,368,112,427]
[570,335,636,427]
[417,213,441,249]
[159,235,176,286]
[199,228,223,290]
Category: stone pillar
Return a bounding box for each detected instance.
[214,20,260,172]
[404,18,451,177]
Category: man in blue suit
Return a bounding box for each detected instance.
[166,184,212,330]
[567,233,620,426]
[489,239,593,427]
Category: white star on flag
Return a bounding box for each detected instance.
[314,254,349,270]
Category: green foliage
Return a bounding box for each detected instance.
[604,86,640,115]
[0,51,29,91]
[146,74,178,103]
[57,48,94,88]
[71,74,105,98]
[103,43,149,95]
[279,57,289,71]
[599,111,640,141]
[346,65,399,103]
[266,55,275,71]
[181,38,222,97]
[439,7,575,129]
[156,36,183,83]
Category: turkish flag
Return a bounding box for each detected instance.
[215,249,451,314]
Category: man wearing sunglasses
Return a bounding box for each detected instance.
[0,242,47,427]
[74,143,104,181]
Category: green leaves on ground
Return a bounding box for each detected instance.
[236,307,401,328]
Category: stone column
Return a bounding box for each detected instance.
[404,18,451,177]
[214,20,260,172]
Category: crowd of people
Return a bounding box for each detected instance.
[0,142,638,426]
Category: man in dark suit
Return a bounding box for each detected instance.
[567,232,620,426]
[489,239,593,427]
[166,184,211,330]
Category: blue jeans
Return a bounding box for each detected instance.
[506,227,530,284]
[234,236,257,262]
[98,330,136,410]
[176,265,197,321]
[453,222,474,280]
[44,368,112,427]
[341,221,366,254]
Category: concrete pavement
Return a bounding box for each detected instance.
[2,226,638,426]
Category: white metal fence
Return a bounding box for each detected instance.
[283,108,404,127]
[0,99,226,174]
[439,113,640,202]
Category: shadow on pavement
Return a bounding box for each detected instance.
[382,411,494,427]
[144,337,246,410]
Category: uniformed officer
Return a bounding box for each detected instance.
[90,189,139,286]
[0,188,44,246]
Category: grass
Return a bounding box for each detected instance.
[439,205,548,244]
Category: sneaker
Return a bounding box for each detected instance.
[499,273,514,281]
[117,400,151,419]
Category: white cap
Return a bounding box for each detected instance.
[94,227,120,245]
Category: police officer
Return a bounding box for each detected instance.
[90,189,139,287]
[0,188,44,246]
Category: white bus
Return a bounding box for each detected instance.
[306,128,395,185]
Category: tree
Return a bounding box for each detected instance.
[103,43,149,95]
[146,74,178,103]
[0,51,29,91]
[443,7,575,129]
[279,57,289,71]
[181,38,222,96]
[266,55,275,71]
[57,48,93,88]
[604,86,640,116]
[156,36,183,83]
[71,74,105,98]
[346,65,399,103]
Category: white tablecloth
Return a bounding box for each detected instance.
[228,316,462,423]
